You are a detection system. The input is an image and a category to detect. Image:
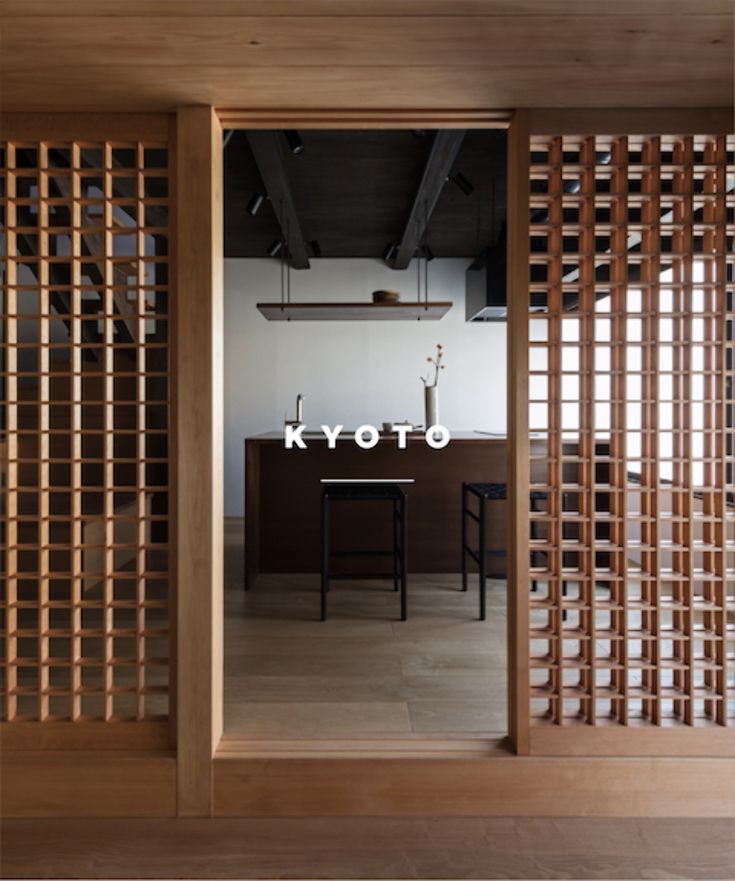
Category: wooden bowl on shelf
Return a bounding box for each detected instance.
[372,289,401,304]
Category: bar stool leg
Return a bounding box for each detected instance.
[461,484,468,592]
[479,495,487,621]
[399,495,407,621]
[321,493,330,621]
[530,495,538,593]
[243,488,249,591]
[393,498,399,592]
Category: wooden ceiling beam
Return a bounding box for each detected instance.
[391,129,465,270]
[245,131,310,269]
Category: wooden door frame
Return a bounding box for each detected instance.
[175,106,522,816]
[176,107,225,816]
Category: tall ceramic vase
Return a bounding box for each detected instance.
[424,384,439,428]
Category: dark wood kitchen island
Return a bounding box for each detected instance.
[244,432,508,588]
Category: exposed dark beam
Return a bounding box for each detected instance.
[392,130,466,270]
[246,131,310,269]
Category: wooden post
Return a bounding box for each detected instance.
[176,106,224,816]
[507,110,531,754]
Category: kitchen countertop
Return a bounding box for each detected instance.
[244,428,510,586]
[248,430,507,442]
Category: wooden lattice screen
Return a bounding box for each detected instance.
[527,133,734,730]
[1,137,171,725]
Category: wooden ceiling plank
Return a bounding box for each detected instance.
[2,16,730,69]
[392,130,465,269]
[1,65,731,112]
[246,131,310,269]
[3,1,733,16]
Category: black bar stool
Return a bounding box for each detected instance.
[461,484,549,620]
[461,482,506,620]
[321,480,409,622]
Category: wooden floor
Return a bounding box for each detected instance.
[225,519,507,738]
[4,817,735,879]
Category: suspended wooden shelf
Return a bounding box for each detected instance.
[256,302,453,321]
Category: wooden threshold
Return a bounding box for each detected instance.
[217,734,511,759]
[213,751,735,818]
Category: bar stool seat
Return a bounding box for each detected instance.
[465,482,507,501]
[321,480,409,622]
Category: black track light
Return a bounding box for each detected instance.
[267,239,284,258]
[308,240,322,258]
[422,245,434,262]
[284,131,305,155]
[449,172,475,197]
[246,192,265,216]
[383,243,398,262]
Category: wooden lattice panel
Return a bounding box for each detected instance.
[1,139,170,722]
[527,133,734,728]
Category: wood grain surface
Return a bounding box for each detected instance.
[3,816,734,879]
[2,3,731,110]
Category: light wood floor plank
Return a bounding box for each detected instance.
[408,699,504,733]
[224,701,413,736]
[224,521,508,737]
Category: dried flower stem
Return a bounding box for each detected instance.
[420,343,446,387]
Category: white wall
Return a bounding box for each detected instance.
[224,258,506,516]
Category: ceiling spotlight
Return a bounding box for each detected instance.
[308,240,322,258]
[449,172,475,197]
[411,129,428,139]
[422,245,434,262]
[246,192,265,216]
[383,243,398,262]
[284,131,305,155]
[267,239,284,258]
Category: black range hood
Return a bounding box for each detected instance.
[465,229,506,322]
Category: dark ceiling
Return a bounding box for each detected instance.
[224,129,507,262]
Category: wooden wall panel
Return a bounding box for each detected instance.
[0,117,173,741]
[1,752,176,817]
[523,118,735,752]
